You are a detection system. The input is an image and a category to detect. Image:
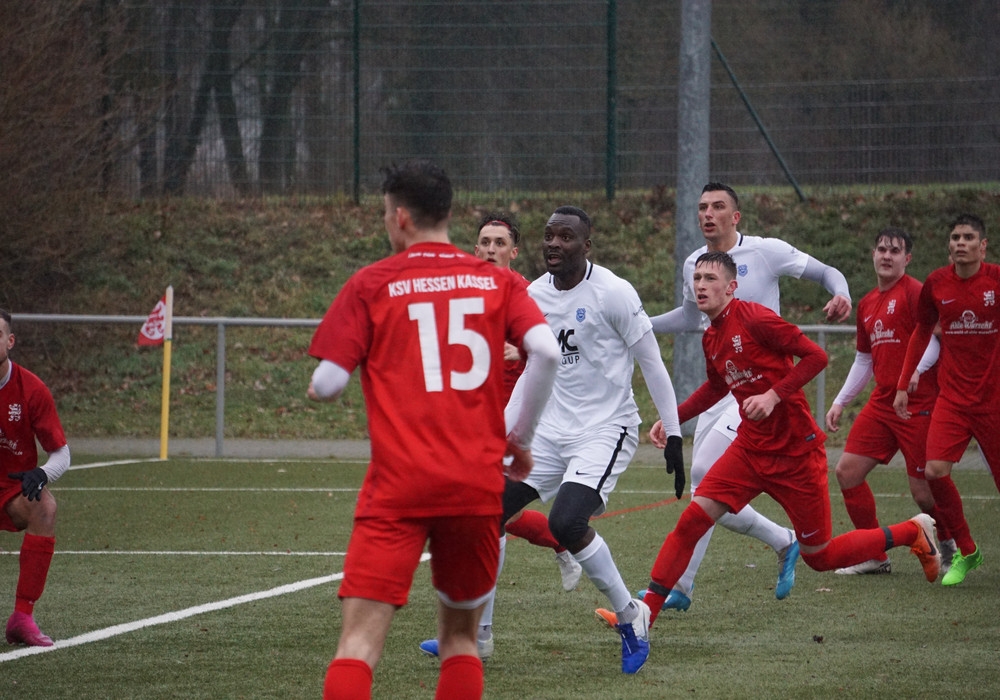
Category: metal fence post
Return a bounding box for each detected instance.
[216,322,226,457]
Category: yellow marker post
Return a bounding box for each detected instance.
[159,285,174,460]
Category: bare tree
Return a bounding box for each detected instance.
[0,0,131,308]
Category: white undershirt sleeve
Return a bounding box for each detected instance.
[832,351,873,406]
[505,324,559,449]
[40,444,71,483]
[916,334,940,374]
[801,257,852,300]
[649,299,704,334]
[632,330,681,436]
[310,360,352,400]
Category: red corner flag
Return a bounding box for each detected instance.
[138,296,167,346]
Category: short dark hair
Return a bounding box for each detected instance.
[0,308,11,332]
[950,213,986,239]
[477,211,520,246]
[380,160,452,228]
[702,182,740,210]
[875,227,913,254]
[695,250,737,279]
[552,205,591,231]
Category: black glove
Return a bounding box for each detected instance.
[9,468,48,501]
[664,435,685,499]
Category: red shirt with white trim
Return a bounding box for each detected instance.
[679,299,827,455]
[309,242,546,519]
[0,362,66,476]
[898,262,1000,411]
[856,274,937,412]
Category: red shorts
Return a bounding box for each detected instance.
[340,514,501,607]
[695,441,832,549]
[844,400,931,478]
[926,397,1000,474]
[0,484,25,532]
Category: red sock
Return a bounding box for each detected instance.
[435,655,483,700]
[926,505,952,542]
[800,525,906,571]
[927,476,976,554]
[505,510,561,551]
[16,534,55,616]
[646,502,715,626]
[841,482,880,530]
[324,659,372,700]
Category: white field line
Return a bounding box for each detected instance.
[0,552,430,663]
[56,487,360,492]
[69,458,368,471]
[0,550,347,556]
[68,458,163,470]
[612,488,999,500]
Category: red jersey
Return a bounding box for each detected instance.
[679,299,827,455]
[501,271,530,403]
[856,274,937,412]
[309,241,546,519]
[0,362,67,476]
[898,262,1000,411]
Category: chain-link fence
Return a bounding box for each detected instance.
[99,0,1000,197]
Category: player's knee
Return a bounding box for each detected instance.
[546,508,589,549]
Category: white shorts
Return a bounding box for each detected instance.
[692,394,741,458]
[526,424,639,516]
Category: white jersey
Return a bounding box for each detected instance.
[528,261,652,435]
[682,233,811,437]
[682,233,810,318]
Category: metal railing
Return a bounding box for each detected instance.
[14,314,852,457]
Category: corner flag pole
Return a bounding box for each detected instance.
[159,286,174,460]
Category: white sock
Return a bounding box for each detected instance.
[574,533,632,613]
[478,535,506,628]
[718,506,793,551]
[674,524,714,595]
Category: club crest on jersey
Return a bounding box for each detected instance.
[731,334,744,353]
[985,290,995,306]
[887,299,896,314]
[737,264,749,277]
[7,403,22,422]
[576,307,586,322]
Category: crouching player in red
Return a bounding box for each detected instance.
[307,161,558,700]
[599,251,940,634]
[1,308,70,647]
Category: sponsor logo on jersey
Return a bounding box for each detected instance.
[556,328,580,365]
[948,310,996,334]
[723,360,760,388]
[869,319,898,346]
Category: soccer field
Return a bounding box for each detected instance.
[2,453,999,699]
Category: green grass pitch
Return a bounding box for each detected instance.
[2,452,998,699]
